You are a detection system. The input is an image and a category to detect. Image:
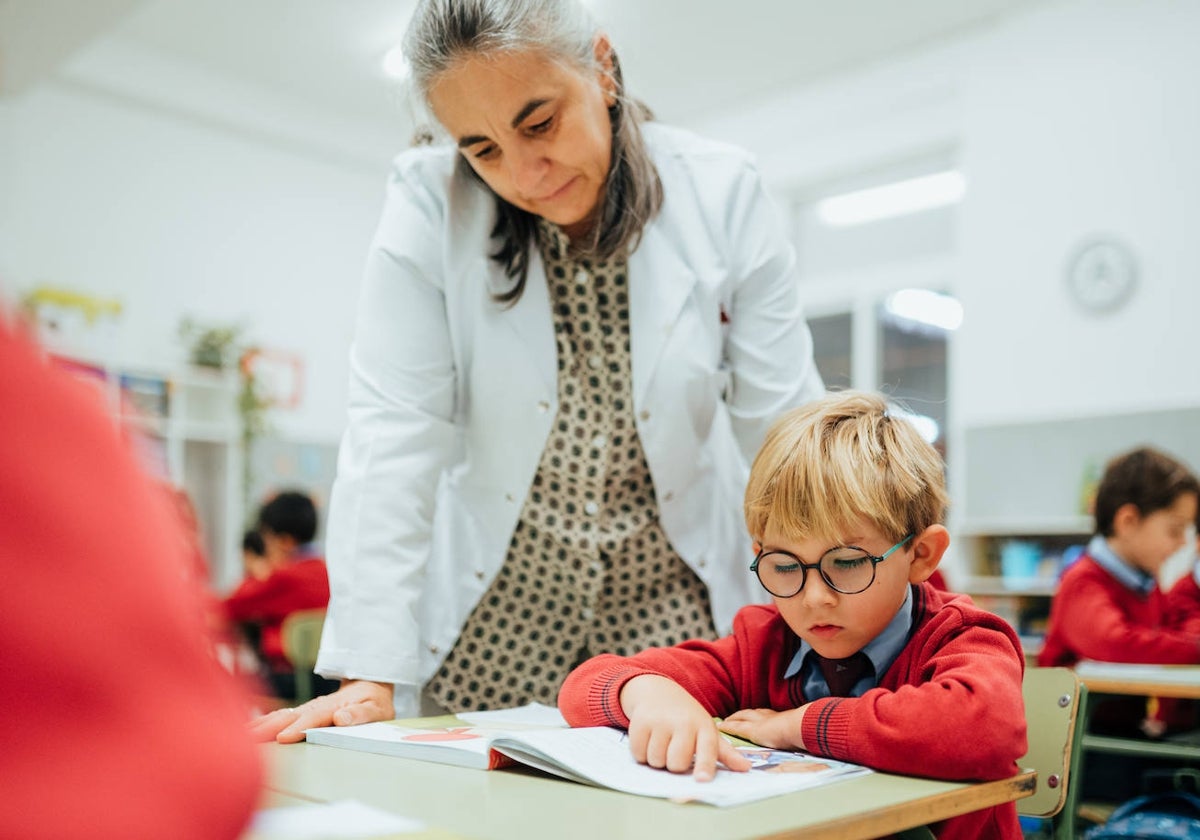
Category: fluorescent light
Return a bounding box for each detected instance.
[382,44,408,80]
[884,288,963,332]
[816,170,966,227]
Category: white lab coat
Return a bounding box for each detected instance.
[316,123,824,714]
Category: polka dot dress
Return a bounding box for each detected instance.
[425,220,716,712]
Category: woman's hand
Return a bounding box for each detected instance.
[719,705,808,752]
[249,679,395,743]
[619,675,751,781]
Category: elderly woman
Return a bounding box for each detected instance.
[257,0,823,741]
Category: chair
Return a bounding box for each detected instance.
[280,608,327,704]
[896,666,1086,840]
[1019,666,1088,840]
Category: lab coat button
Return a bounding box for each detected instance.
[537,400,550,413]
[505,493,515,502]
[638,410,650,422]
[429,645,440,654]
[663,491,674,502]
[474,570,485,581]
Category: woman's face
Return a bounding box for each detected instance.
[427,39,615,239]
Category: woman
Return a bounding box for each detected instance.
[257,0,823,741]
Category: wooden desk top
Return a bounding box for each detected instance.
[1074,663,1200,700]
[262,742,1034,840]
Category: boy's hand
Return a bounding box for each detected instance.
[620,675,752,781]
[719,705,809,752]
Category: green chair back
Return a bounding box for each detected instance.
[280,608,326,704]
[1020,666,1088,837]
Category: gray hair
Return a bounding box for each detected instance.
[403,0,663,305]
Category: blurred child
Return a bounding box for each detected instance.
[1039,447,1200,736]
[559,391,1027,840]
[225,490,333,699]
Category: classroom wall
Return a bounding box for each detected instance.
[956,0,1199,427]
[689,0,1200,430]
[0,43,396,443]
[4,0,1197,495]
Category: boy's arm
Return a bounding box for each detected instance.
[1059,574,1200,663]
[797,619,1027,781]
[1164,570,1200,635]
[559,606,780,728]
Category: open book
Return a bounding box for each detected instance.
[303,704,871,807]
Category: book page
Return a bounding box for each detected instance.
[491,726,871,807]
[457,702,568,728]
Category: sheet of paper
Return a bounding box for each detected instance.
[457,701,567,728]
[249,799,424,838]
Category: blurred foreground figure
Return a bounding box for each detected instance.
[0,319,262,840]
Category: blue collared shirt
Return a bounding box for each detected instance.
[784,583,914,698]
[1087,534,1156,597]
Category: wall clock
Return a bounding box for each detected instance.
[1065,237,1138,313]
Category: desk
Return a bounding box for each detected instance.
[262,742,1034,840]
[1075,663,1200,763]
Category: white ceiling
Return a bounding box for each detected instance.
[3,0,1045,151]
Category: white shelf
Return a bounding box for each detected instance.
[956,516,1093,537]
[959,576,1058,597]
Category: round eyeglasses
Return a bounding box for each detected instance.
[750,534,915,598]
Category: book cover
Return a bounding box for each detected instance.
[304,705,871,807]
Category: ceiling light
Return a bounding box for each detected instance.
[382,45,408,80]
[884,288,963,331]
[816,170,966,227]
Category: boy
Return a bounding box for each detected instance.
[225,490,333,698]
[559,391,1027,840]
[1039,447,1200,674]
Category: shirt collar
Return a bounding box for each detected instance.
[784,583,915,681]
[535,217,571,262]
[1087,534,1156,595]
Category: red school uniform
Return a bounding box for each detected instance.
[1039,555,1200,668]
[224,552,330,671]
[559,583,1026,840]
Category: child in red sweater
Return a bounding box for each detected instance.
[1039,447,1200,735]
[225,490,333,698]
[559,391,1027,840]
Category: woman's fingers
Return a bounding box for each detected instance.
[248,706,305,743]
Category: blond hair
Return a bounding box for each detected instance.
[744,391,948,544]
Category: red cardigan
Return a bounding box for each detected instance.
[560,584,1026,840]
[1,324,261,839]
[224,555,329,671]
[1165,570,1200,634]
[1039,556,1200,667]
